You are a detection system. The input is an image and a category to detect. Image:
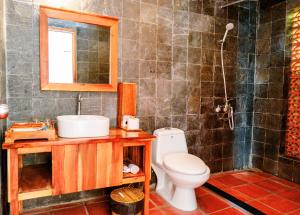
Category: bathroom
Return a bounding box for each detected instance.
[0,0,299,214]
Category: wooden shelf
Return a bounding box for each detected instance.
[18,164,52,200]
[122,171,145,184]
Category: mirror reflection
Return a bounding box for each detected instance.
[48,18,110,84]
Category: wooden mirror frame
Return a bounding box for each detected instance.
[40,6,118,92]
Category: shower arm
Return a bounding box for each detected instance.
[220,0,258,9]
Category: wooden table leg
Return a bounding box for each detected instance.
[19,201,23,214]
[10,201,19,215]
[143,142,151,215]
[9,149,19,215]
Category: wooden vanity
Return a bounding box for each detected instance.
[3,129,155,215]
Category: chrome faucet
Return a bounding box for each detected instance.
[77,94,83,115]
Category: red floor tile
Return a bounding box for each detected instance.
[195,187,209,198]
[51,206,87,215]
[210,171,300,214]
[252,171,273,178]
[149,200,156,209]
[209,207,246,215]
[278,189,300,204]
[247,201,282,215]
[162,206,203,215]
[149,209,164,215]
[23,212,50,215]
[150,193,167,207]
[271,177,299,188]
[85,202,110,215]
[256,179,292,193]
[22,208,51,215]
[52,202,83,210]
[233,171,266,183]
[222,188,253,202]
[259,194,300,213]
[290,209,300,215]
[210,171,236,179]
[214,175,247,187]
[207,179,227,189]
[197,194,230,213]
[233,184,270,198]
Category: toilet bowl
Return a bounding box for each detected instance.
[152,128,210,211]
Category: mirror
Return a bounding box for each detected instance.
[40,6,118,91]
[48,26,76,84]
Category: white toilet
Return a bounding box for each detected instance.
[152,128,210,211]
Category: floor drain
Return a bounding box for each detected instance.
[204,183,265,215]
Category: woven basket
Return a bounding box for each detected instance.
[110,187,144,215]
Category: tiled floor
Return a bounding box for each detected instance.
[21,170,300,215]
[22,187,247,215]
[209,170,300,215]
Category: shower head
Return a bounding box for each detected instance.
[221,23,234,43]
[226,23,234,31]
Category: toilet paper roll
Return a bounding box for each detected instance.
[127,118,139,130]
[128,164,140,174]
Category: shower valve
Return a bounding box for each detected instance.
[215,105,221,113]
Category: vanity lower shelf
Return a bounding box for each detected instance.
[122,171,145,184]
[18,165,146,200]
[18,164,52,200]
[18,166,146,200]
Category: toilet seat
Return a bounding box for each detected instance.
[163,153,207,175]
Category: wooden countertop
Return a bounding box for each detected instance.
[2,128,155,149]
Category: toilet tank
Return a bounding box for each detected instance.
[152,128,188,165]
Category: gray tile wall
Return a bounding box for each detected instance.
[252,0,300,184]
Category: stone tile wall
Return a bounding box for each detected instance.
[252,0,300,184]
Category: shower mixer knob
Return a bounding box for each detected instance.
[215,105,221,113]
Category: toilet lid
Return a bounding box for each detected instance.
[163,153,207,175]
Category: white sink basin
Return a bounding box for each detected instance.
[57,115,110,138]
